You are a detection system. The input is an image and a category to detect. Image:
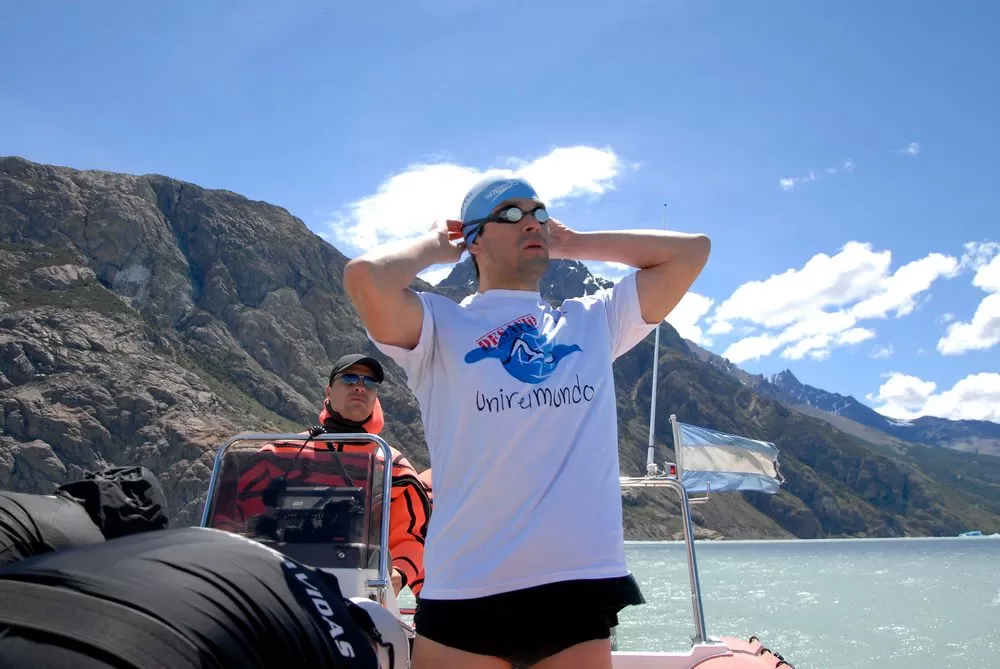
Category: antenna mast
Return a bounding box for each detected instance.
[646,203,667,475]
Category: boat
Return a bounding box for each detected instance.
[198,424,794,668]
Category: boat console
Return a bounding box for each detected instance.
[199,431,412,667]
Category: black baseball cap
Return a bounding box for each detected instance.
[328,354,385,386]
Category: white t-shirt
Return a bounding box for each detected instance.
[370,272,656,600]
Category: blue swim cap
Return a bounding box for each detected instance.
[460,175,539,246]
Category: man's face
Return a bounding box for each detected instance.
[471,197,551,282]
[326,363,379,422]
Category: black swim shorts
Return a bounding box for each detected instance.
[413,573,645,667]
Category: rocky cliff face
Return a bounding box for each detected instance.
[0,156,431,526]
[0,294,263,526]
[3,156,999,539]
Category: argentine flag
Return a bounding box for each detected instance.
[675,422,784,495]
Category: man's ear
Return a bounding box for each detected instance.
[469,229,485,255]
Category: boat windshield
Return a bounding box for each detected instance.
[200,433,388,573]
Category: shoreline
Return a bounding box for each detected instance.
[623,533,1000,545]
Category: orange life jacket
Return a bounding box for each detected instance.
[418,468,433,503]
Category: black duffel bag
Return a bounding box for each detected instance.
[56,465,170,539]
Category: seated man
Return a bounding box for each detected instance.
[212,354,432,598]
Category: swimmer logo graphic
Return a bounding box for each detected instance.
[465,314,581,384]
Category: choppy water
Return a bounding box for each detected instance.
[616,537,1000,668]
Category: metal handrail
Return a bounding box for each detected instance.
[620,469,708,644]
[199,432,395,603]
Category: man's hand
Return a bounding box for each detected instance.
[545,217,578,260]
[391,567,403,596]
[428,219,467,265]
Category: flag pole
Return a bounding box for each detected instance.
[670,413,684,480]
[646,203,668,475]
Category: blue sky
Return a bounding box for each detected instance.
[2,0,998,422]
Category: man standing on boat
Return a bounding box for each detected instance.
[344,175,710,668]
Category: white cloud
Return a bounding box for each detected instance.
[777,157,857,192]
[513,147,627,201]
[870,343,895,359]
[780,335,831,362]
[868,372,938,417]
[665,292,714,345]
[708,242,960,363]
[711,242,886,330]
[706,320,733,336]
[972,250,1000,293]
[718,333,781,363]
[938,246,1000,355]
[850,252,959,319]
[958,241,1000,273]
[780,328,876,361]
[326,146,628,251]
[778,153,864,192]
[937,293,1000,355]
[839,327,878,345]
[869,371,1000,423]
[778,171,817,191]
[903,141,921,157]
[584,260,631,284]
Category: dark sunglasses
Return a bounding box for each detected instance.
[335,373,380,391]
[467,204,550,229]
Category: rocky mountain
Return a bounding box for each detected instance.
[685,338,765,389]
[0,156,432,525]
[682,338,1000,527]
[765,369,874,419]
[3,155,999,540]
[689,339,1000,458]
[763,370,1000,456]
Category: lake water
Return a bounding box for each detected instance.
[615,537,1000,668]
[399,536,999,668]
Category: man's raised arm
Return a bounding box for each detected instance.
[343,219,465,350]
[554,222,712,324]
